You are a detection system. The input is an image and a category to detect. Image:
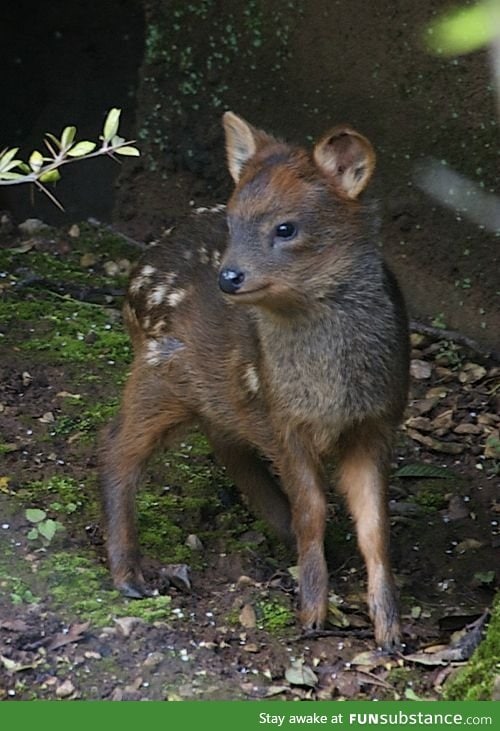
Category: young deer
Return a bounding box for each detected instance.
[100,112,409,649]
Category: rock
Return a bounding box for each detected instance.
[80,252,97,268]
[143,651,165,668]
[185,533,203,551]
[55,679,75,698]
[239,603,257,628]
[18,218,48,235]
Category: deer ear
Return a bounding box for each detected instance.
[313,126,376,199]
[223,111,275,183]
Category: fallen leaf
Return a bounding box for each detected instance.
[161,563,191,591]
[46,621,90,651]
[38,411,55,424]
[350,649,393,668]
[243,643,260,653]
[405,612,488,666]
[454,423,482,435]
[443,496,469,521]
[406,430,464,455]
[410,359,433,380]
[0,619,28,632]
[265,685,289,697]
[334,670,361,697]
[0,655,38,673]
[458,363,486,384]
[394,463,455,479]
[410,397,439,415]
[405,416,432,432]
[114,616,142,637]
[0,476,10,492]
[285,659,318,687]
[454,539,483,553]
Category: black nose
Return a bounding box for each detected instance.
[219,268,245,294]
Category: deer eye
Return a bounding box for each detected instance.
[274,222,297,241]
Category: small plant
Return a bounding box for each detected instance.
[0,108,139,208]
[25,508,64,546]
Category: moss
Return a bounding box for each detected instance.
[38,551,172,626]
[50,398,120,440]
[412,479,451,511]
[444,594,500,700]
[256,598,294,633]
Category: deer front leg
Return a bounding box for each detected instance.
[279,442,328,630]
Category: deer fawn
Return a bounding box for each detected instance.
[100,112,409,649]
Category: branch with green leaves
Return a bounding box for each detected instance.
[0,108,139,209]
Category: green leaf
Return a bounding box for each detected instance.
[29,150,44,172]
[46,133,62,150]
[39,169,62,184]
[114,145,140,157]
[66,141,97,157]
[426,2,497,56]
[25,508,47,523]
[0,159,24,173]
[103,108,121,142]
[38,519,58,542]
[474,571,495,585]
[0,147,20,171]
[26,528,39,540]
[394,463,455,479]
[61,125,77,149]
[0,171,25,180]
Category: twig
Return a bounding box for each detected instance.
[14,274,125,304]
[86,217,145,250]
[410,319,499,361]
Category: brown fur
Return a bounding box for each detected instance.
[99,112,409,649]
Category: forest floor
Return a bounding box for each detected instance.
[0,217,499,701]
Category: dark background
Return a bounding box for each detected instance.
[1,0,499,352]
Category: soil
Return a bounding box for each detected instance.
[0,219,499,701]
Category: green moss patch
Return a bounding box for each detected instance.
[444,595,500,700]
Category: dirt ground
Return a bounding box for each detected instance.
[0,217,499,701]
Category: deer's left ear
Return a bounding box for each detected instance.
[313,126,376,199]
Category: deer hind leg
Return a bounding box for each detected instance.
[207,435,293,545]
[99,361,191,598]
[337,427,400,649]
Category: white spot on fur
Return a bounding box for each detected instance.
[129,276,146,294]
[243,365,260,395]
[183,249,193,261]
[148,284,167,308]
[146,337,185,366]
[198,246,209,264]
[165,271,177,285]
[167,288,187,307]
[211,249,221,268]
[151,319,167,336]
[141,265,156,277]
[194,203,226,215]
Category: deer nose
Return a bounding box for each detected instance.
[219,267,245,294]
